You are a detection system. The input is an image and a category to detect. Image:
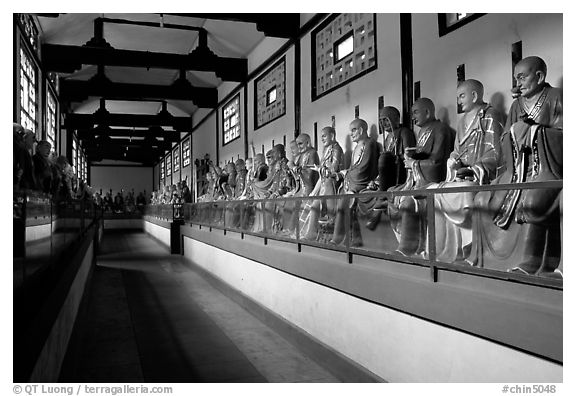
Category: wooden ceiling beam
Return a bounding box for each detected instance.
[42,43,247,81]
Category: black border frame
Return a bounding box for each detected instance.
[254,55,287,130]
[311,13,378,102]
[438,13,486,37]
[221,93,241,146]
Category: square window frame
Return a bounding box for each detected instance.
[333,30,354,64]
[438,13,485,37]
[266,86,277,106]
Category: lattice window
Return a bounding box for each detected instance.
[173,146,180,173]
[46,89,57,153]
[160,160,165,180]
[255,57,286,129]
[312,13,377,101]
[19,45,37,133]
[72,138,78,178]
[18,14,39,53]
[222,94,241,146]
[82,154,87,181]
[166,153,172,177]
[182,137,191,167]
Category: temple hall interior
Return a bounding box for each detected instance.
[11,12,565,386]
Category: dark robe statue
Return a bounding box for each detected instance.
[388,119,454,256]
[330,133,379,246]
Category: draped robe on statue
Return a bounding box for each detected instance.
[379,126,417,191]
[299,141,344,240]
[467,85,562,276]
[431,105,503,262]
[387,120,454,256]
[251,159,295,234]
[330,137,379,246]
[284,148,319,236]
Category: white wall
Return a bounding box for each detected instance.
[144,221,171,248]
[184,237,562,383]
[90,166,153,196]
[300,14,404,152]
[412,13,563,130]
[153,164,159,191]
[191,112,217,167]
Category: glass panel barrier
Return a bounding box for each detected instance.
[173,180,562,286]
[14,191,102,291]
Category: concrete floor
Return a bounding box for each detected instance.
[62,231,339,383]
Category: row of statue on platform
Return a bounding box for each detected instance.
[196,56,562,279]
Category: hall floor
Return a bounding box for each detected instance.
[59,231,339,383]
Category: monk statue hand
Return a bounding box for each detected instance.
[456,167,474,179]
[367,180,378,191]
[447,157,462,170]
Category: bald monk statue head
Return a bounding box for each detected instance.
[349,118,369,143]
[321,126,336,147]
[513,56,548,99]
[457,79,487,113]
[411,98,436,128]
[295,133,313,153]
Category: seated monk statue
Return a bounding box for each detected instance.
[233,159,248,199]
[293,133,320,195]
[376,106,417,191]
[253,153,268,182]
[268,144,297,233]
[250,147,281,232]
[220,161,237,200]
[430,79,504,262]
[330,118,379,246]
[467,56,562,278]
[387,97,454,256]
[287,140,301,171]
[282,133,320,236]
[365,105,416,229]
[299,126,344,241]
[33,140,55,194]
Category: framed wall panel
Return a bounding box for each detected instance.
[311,13,377,101]
[173,145,180,173]
[254,56,286,130]
[166,153,172,177]
[182,137,191,167]
[222,94,241,146]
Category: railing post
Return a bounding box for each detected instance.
[345,197,351,263]
[426,194,437,282]
[295,198,301,243]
